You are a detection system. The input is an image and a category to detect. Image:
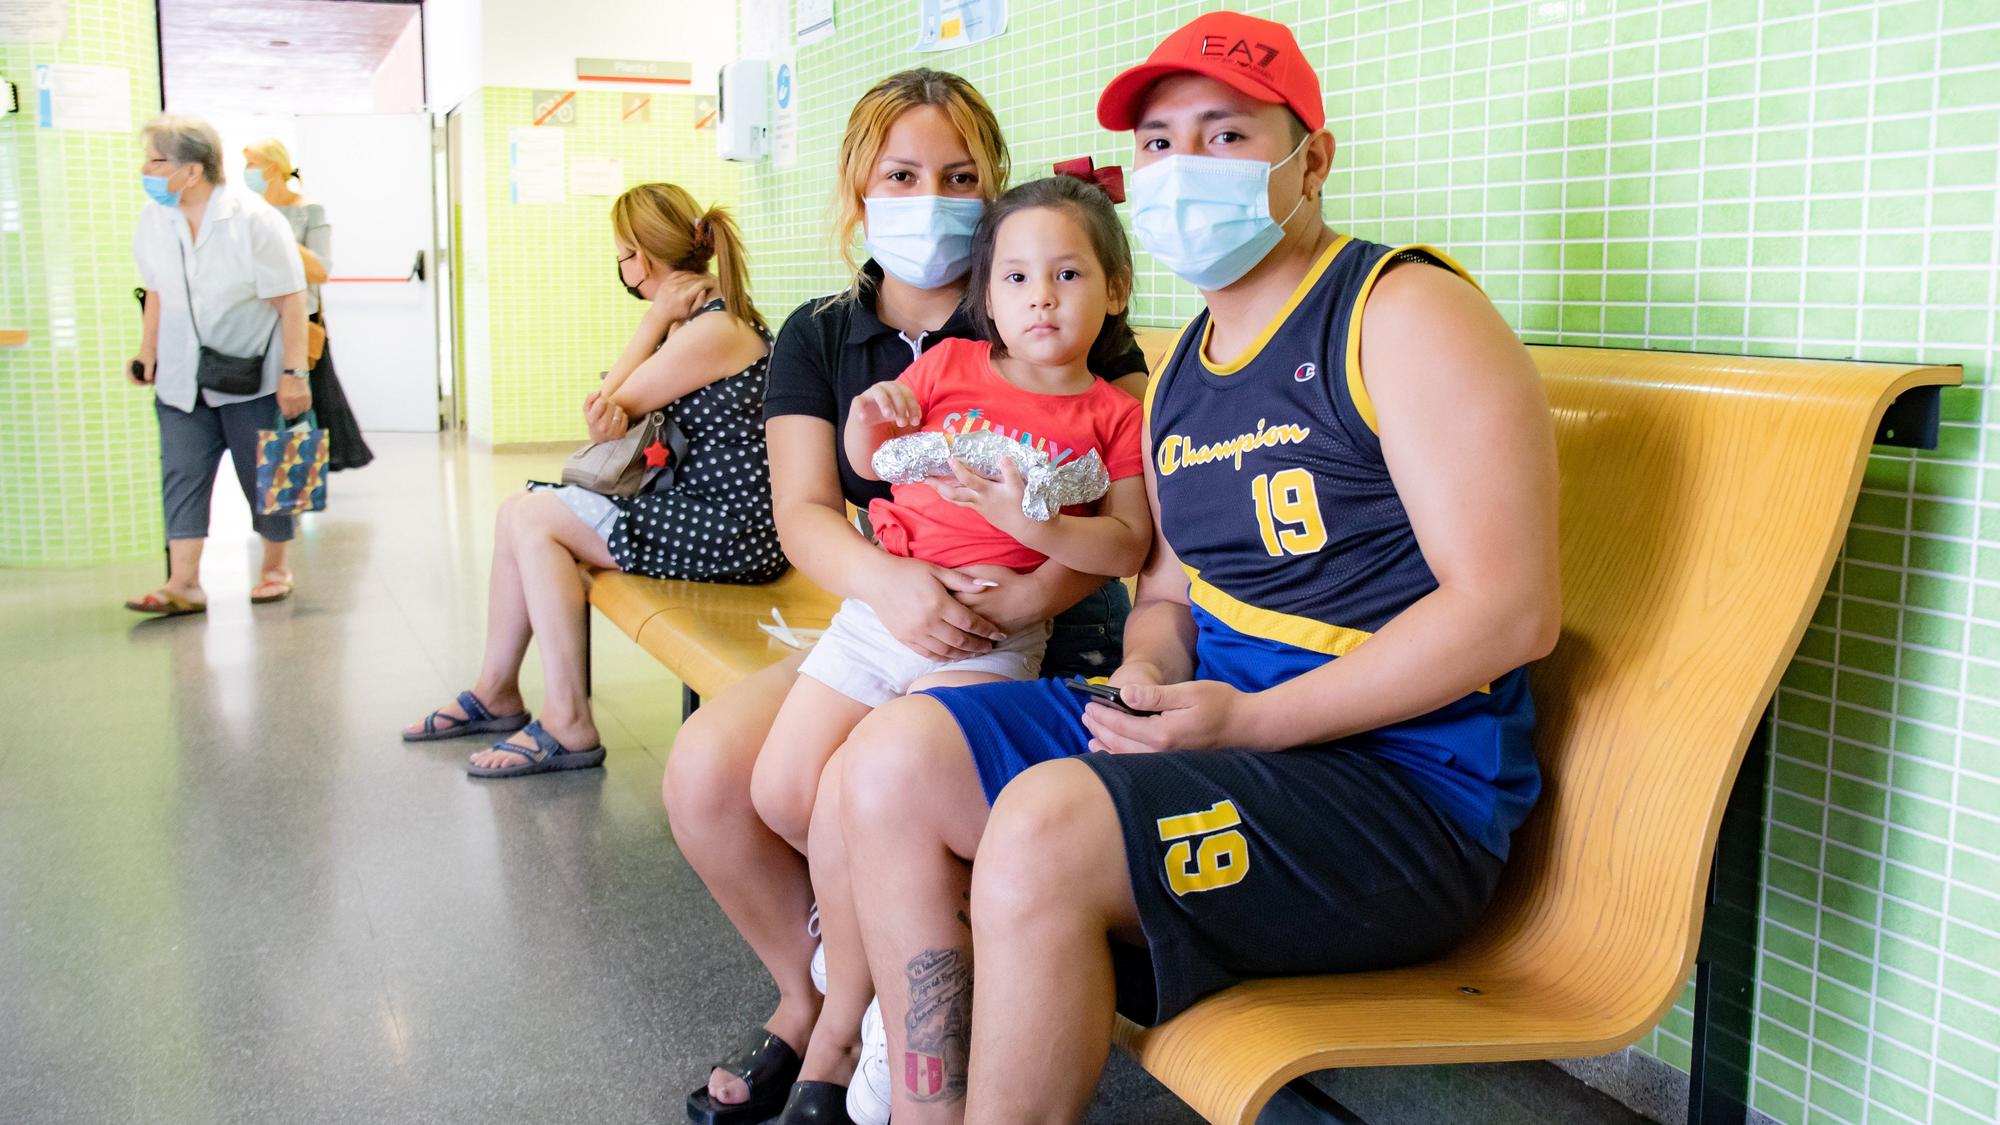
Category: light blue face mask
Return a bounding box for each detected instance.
[244,166,268,194]
[142,173,182,207]
[1129,133,1313,291]
[863,194,987,289]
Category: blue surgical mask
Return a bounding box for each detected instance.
[244,167,268,194]
[863,195,986,289]
[1129,134,1313,291]
[142,173,181,207]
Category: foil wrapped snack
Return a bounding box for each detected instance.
[872,430,1111,521]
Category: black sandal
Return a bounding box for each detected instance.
[773,1081,856,1124]
[686,1029,804,1124]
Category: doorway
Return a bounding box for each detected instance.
[157,0,443,434]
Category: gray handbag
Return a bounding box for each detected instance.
[560,409,689,496]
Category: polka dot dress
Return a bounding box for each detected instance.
[604,300,788,584]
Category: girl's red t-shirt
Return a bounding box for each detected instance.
[866,338,1144,571]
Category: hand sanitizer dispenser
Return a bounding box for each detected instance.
[717,59,770,162]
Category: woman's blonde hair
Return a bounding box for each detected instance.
[830,68,1009,275]
[244,137,297,180]
[611,183,765,334]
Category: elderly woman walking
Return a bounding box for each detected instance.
[126,114,311,616]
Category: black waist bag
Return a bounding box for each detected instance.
[178,238,267,396]
[195,345,265,394]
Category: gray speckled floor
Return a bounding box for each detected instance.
[0,435,1652,1124]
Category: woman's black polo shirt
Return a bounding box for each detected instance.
[763,260,1150,508]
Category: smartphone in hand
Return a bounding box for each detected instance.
[1064,676,1160,718]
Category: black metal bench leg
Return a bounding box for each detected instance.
[1255,1077,1369,1124]
[682,685,699,721]
[1689,704,1770,1125]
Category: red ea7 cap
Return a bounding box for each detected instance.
[1097,12,1325,133]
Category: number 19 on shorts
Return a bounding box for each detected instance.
[1156,800,1250,897]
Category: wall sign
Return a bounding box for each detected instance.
[576,57,692,85]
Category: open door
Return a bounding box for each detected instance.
[296,112,440,433]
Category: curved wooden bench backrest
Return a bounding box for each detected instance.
[1463,348,1959,1038]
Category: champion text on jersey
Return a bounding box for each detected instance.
[1155,417,1313,476]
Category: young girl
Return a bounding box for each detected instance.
[738,173,1151,1125]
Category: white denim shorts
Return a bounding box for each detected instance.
[549,485,621,544]
[798,598,1052,708]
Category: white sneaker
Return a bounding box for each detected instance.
[847,997,893,1125]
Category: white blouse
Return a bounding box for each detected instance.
[133,182,307,413]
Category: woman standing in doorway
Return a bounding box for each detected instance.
[667,69,1150,1125]
[126,114,310,615]
[243,137,373,471]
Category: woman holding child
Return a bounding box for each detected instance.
[402,182,781,779]
[667,69,1150,1124]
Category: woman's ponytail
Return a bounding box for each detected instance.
[700,205,765,335]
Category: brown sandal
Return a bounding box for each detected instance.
[125,589,207,617]
[250,573,294,604]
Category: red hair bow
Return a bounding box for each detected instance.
[1052,157,1125,204]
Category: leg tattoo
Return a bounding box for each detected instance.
[903,947,972,1103]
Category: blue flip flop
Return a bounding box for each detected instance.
[404,690,531,743]
[465,720,606,779]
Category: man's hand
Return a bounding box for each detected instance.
[586,392,630,443]
[127,352,157,386]
[277,374,312,420]
[1079,679,1261,755]
[934,456,1030,533]
[853,381,922,428]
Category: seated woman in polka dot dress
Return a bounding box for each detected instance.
[401,182,783,778]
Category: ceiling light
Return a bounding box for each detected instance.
[268,39,290,47]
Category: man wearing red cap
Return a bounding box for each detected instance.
[838,13,1561,1122]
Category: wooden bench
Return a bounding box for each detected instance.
[583,339,1957,1125]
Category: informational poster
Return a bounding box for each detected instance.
[509,127,566,204]
[34,63,128,132]
[569,155,624,196]
[771,55,797,168]
[0,0,66,42]
[796,0,834,44]
[741,0,791,61]
[914,0,1005,52]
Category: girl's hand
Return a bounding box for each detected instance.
[586,394,630,443]
[853,382,923,428]
[1078,680,1259,755]
[860,556,1007,660]
[935,457,1029,531]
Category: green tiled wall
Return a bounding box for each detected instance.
[463,88,739,445]
[0,0,164,565]
[733,3,1999,1123]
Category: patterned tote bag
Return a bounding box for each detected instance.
[256,409,331,516]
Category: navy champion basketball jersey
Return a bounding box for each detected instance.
[1145,235,1540,859]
